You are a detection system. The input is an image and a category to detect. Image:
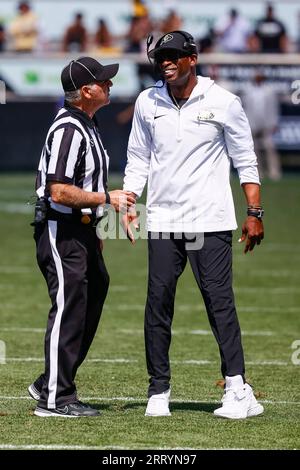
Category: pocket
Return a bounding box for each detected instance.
[33,224,45,243]
[214,231,232,245]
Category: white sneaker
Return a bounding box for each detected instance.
[214,375,264,420]
[145,389,171,416]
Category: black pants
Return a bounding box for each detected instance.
[34,219,109,408]
[145,231,245,397]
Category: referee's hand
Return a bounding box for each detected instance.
[108,190,136,212]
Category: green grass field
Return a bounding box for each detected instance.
[0,173,299,450]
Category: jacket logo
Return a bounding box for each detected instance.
[197,110,215,121]
[161,34,173,45]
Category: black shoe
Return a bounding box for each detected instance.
[28,374,45,401]
[34,401,100,417]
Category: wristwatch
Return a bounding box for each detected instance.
[105,192,111,205]
[247,207,264,219]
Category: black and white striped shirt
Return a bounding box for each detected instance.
[35,102,109,217]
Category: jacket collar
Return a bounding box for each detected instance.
[63,101,98,129]
[154,76,214,103]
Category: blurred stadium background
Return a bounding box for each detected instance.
[0,0,299,451]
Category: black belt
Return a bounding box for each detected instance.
[47,208,102,226]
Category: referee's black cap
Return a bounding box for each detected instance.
[148,31,198,60]
[61,57,119,92]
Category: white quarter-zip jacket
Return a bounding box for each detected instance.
[124,76,260,233]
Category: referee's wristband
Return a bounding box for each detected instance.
[105,192,111,205]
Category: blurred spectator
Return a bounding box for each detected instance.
[242,70,282,181]
[94,18,112,49]
[297,11,300,52]
[214,8,251,53]
[160,10,182,34]
[63,13,87,52]
[207,64,236,93]
[125,14,152,53]
[250,3,288,53]
[0,22,5,52]
[8,1,39,52]
[133,0,149,18]
[198,27,216,53]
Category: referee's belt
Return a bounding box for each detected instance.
[47,208,102,226]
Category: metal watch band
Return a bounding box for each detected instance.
[105,192,111,205]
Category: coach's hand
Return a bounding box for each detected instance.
[121,208,139,244]
[239,217,264,254]
[108,190,136,212]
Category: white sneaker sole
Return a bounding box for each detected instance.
[34,408,80,418]
[145,411,171,417]
[214,403,264,419]
[247,403,264,417]
[214,410,247,419]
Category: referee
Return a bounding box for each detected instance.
[28,57,135,417]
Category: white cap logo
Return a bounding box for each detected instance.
[161,34,173,45]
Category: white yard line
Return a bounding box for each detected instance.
[0,267,33,274]
[118,328,275,336]
[85,358,138,363]
[0,328,45,333]
[0,396,299,406]
[190,330,274,336]
[108,304,300,314]
[0,326,278,336]
[109,286,299,294]
[109,286,129,292]
[0,203,32,214]
[1,303,299,315]
[254,243,300,253]
[238,306,300,313]
[5,357,138,363]
[3,357,290,366]
[0,444,126,450]
[0,444,242,450]
[249,270,300,277]
[234,287,299,294]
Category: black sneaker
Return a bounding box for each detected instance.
[28,374,45,401]
[34,401,100,417]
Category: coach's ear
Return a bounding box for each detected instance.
[189,54,198,67]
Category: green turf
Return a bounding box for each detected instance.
[0,173,299,450]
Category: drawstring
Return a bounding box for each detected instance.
[152,96,158,139]
[176,109,182,142]
[197,95,202,125]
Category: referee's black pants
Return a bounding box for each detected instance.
[34,219,109,409]
[145,231,245,397]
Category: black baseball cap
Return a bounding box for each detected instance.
[61,57,119,92]
[148,31,198,60]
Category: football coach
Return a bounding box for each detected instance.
[28,57,135,417]
[123,31,265,419]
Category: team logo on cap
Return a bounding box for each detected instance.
[161,34,173,45]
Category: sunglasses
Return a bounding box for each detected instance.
[155,50,190,63]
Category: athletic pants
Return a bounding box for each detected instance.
[34,219,109,409]
[145,231,245,397]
